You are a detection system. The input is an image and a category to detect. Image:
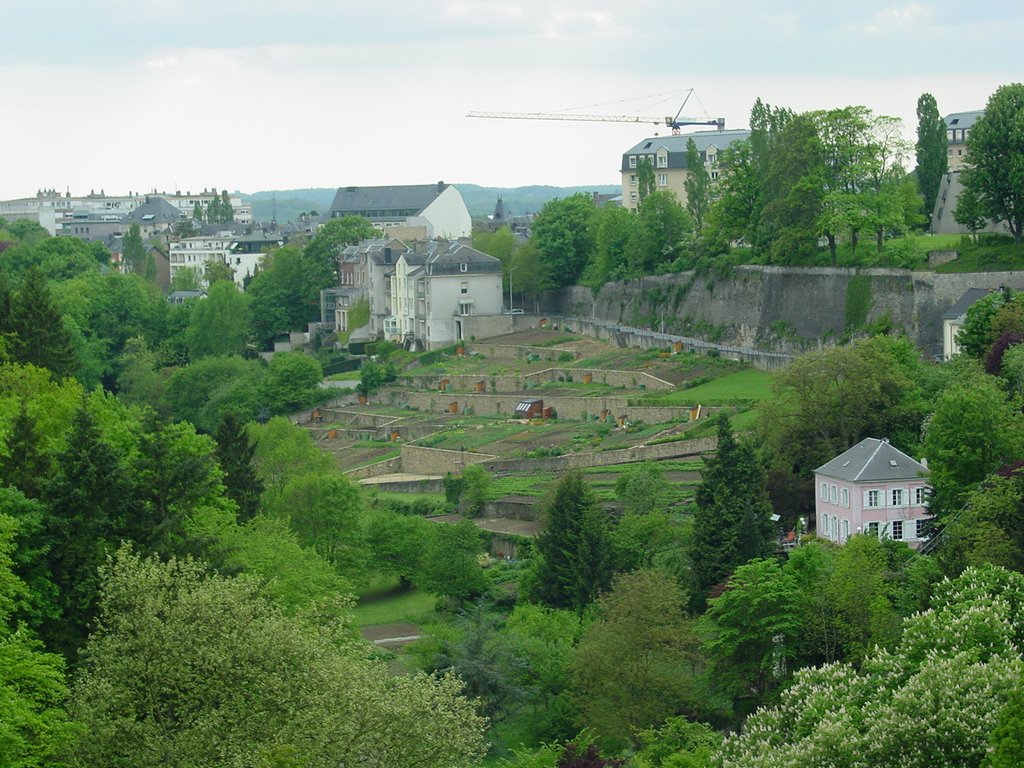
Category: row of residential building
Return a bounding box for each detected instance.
[0,188,252,237]
[321,234,506,351]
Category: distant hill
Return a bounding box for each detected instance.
[240,184,621,224]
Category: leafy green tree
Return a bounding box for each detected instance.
[7,267,78,379]
[431,602,526,721]
[202,259,234,286]
[264,472,368,577]
[185,280,250,359]
[630,191,692,275]
[827,534,901,663]
[757,113,825,264]
[358,357,394,398]
[942,471,1024,574]
[955,181,988,241]
[114,336,166,410]
[924,372,1024,517]
[637,157,656,204]
[0,513,77,766]
[250,417,333,500]
[758,336,926,521]
[365,511,427,590]
[631,716,721,768]
[246,245,315,348]
[509,241,556,311]
[69,548,487,768]
[571,569,699,748]
[530,195,597,288]
[504,603,580,737]
[303,216,375,291]
[121,223,146,275]
[690,413,774,609]
[684,138,712,236]
[1002,343,1024,397]
[420,520,487,605]
[259,351,323,413]
[218,514,354,618]
[707,140,759,246]
[192,201,204,222]
[169,266,202,292]
[956,290,1024,359]
[986,686,1024,768]
[212,412,263,522]
[701,558,802,707]
[472,226,518,265]
[614,462,671,517]
[457,463,492,517]
[960,83,1024,245]
[718,565,1024,768]
[526,471,613,613]
[584,205,635,286]
[0,486,59,633]
[219,190,234,223]
[163,355,265,431]
[129,419,230,560]
[916,92,948,221]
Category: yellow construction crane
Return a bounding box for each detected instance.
[467,89,724,134]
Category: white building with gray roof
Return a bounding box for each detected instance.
[391,240,503,349]
[327,182,471,239]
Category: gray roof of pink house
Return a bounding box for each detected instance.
[815,438,928,483]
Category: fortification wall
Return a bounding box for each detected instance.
[553,267,1024,360]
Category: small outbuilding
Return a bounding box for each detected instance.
[514,398,544,419]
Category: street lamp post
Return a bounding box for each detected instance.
[508,265,519,313]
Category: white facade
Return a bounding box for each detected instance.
[156,192,252,225]
[411,186,473,239]
[390,242,503,349]
[169,236,234,287]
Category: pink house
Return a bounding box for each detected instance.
[814,438,930,547]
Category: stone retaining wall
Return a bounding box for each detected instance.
[400,445,499,475]
[554,267,1024,361]
[344,456,404,479]
[388,391,693,422]
[482,436,716,475]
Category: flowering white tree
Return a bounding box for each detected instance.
[719,565,1024,768]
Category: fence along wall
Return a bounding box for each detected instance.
[385,390,693,423]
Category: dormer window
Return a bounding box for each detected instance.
[628,155,637,169]
[460,263,468,272]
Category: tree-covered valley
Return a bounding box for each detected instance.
[4,84,1024,768]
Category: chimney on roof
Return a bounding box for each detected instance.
[437,181,445,193]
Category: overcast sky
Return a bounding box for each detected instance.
[0,0,1019,200]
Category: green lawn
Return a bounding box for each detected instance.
[353,576,437,627]
[638,368,773,405]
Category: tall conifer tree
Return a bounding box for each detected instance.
[690,413,774,610]
[214,412,264,522]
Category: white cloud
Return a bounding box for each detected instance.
[543,9,614,39]
[864,3,935,33]
[445,1,523,19]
